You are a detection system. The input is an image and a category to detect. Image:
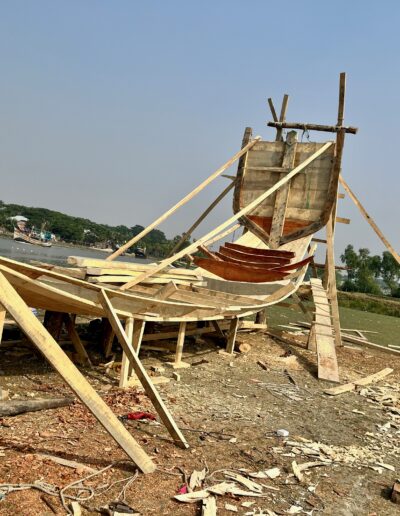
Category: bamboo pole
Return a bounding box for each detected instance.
[167,180,236,258]
[339,176,400,264]
[120,141,333,290]
[106,137,261,261]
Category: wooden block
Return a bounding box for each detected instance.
[391,482,400,504]
[126,376,171,388]
[172,372,181,381]
[166,361,191,370]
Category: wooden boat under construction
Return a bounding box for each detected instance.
[0,73,370,473]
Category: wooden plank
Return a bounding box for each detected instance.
[336,216,350,224]
[339,176,400,264]
[324,368,393,396]
[269,131,298,247]
[311,278,339,383]
[63,314,92,366]
[106,137,261,260]
[99,289,189,449]
[0,271,155,473]
[226,318,239,354]
[119,317,134,388]
[120,141,334,290]
[341,333,400,355]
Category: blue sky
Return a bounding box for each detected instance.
[0,1,399,259]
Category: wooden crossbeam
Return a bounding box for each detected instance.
[0,272,155,473]
[267,121,358,134]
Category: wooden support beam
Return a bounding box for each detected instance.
[226,318,239,354]
[121,142,334,289]
[0,272,155,473]
[339,176,400,264]
[99,289,189,449]
[106,137,261,260]
[168,321,190,369]
[336,216,350,225]
[103,320,115,359]
[119,317,134,388]
[211,320,226,339]
[269,131,298,247]
[267,121,358,134]
[63,314,92,366]
[43,311,63,341]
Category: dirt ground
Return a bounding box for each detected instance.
[0,327,399,515]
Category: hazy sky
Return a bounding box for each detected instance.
[0,1,399,260]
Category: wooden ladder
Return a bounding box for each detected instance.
[309,278,340,383]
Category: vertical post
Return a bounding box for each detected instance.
[226,318,239,354]
[119,317,134,388]
[323,72,347,348]
[168,322,190,369]
[276,94,289,142]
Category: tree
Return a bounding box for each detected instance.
[340,245,382,295]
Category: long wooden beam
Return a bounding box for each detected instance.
[267,121,358,134]
[106,137,261,261]
[0,271,155,473]
[167,180,236,258]
[99,289,189,449]
[339,176,400,264]
[120,141,333,290]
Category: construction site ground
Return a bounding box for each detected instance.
[0,326,399,515]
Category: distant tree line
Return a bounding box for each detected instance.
[0,200,190,258]
[340,245,400,297]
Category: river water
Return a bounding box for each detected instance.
[0,236,152,267]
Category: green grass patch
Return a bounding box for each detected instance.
[266,304,400,348]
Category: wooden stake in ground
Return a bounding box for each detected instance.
[0,271,155,474]
[106,137,261,261]
[99,289,189,449]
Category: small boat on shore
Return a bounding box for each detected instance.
[13,228,52,247]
